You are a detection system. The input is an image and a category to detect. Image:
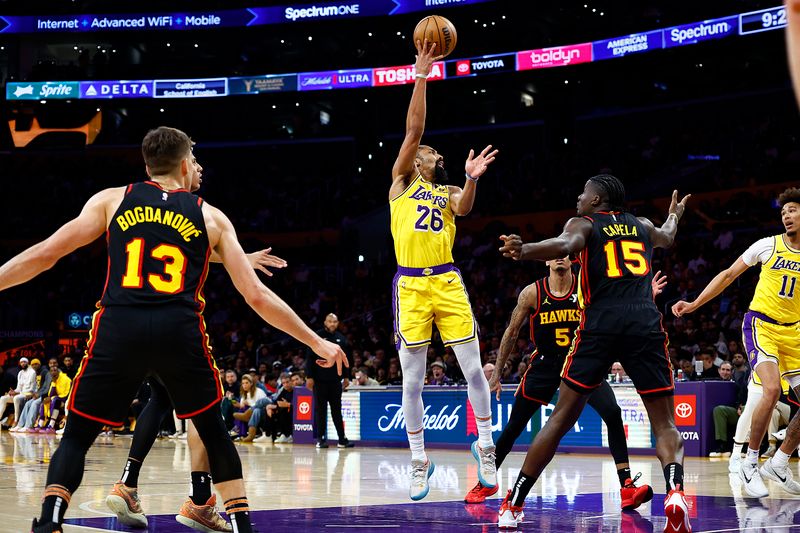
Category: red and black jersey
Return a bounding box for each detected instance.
[100,181,210,310]
[576,211,655,309]
[528,275,581,364]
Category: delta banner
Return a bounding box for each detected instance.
[516,43,593,71]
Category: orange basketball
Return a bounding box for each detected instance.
[413,15,457,59]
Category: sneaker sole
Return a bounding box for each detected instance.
[464,484,499,504]
[471,441,497,489]
[106,495,148,528]
[664,502,690,533]
[410,461,435,501]
[176,514,231,533]
[498,512,524,530]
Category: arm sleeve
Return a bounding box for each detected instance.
[741,237,774,266]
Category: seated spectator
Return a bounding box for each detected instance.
[0,357,37,429]
[386,360,403,385]
[512,361,527,383]
[679,359,697,381]
[483,363,495,382]
[61,355,77,380]
[351,367,380,387]
[231,374,267,438]
[610,361,628,382]
[267,373,296,443]
[698,349,720,380]
[11,361,52,432]
[731,353,750,383]
[34,358,72,434]
[220,369,240,430]
[428,361,452,385]
[290,372,306,388]
[718,362,733,381]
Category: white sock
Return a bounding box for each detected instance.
[772,448,790,469]
[399,344,428,462]
[746,447,759,465]
[452,339,494,447]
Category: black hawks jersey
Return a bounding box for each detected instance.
[576,211,661,330]
[100,181,210,311]
[529,275,581,364]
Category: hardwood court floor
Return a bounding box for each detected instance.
[2,432,799,532]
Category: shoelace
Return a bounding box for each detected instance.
[624,472,643,489]
[411,462,428,485]
[481,448,496,470]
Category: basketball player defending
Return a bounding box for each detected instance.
[464,256,659,511]
[0,127,347,533]
[391,39,499,500]
[673,188,800,498]
[498,176,691,533]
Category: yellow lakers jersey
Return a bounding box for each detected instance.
[751,235,800,323]
[390,175,456,268]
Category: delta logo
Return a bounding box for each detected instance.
[297,395,313,421]
[673,395,696,427]
[517,43,593,70]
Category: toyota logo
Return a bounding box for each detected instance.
[675,402,693,418]
[298,401,310,415]
[457,62,470,73]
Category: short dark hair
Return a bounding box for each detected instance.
[778,187,800,208]
[588,174,626,211]
[141,126,193,175]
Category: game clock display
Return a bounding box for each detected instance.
[739,6,787,35]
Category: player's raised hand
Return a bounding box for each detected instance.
[499,234,523,260]
[651,271,668,297]
[247,247,288,277]
[313,338,350,376]
[671,300,694,317]
[464,145,499,181]
[414,38,439,77]
[668,190,692,221]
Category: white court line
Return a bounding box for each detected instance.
[64,526,117,532]
[582,513,618,520]
[78,500,115,516]
[696,526,800,533]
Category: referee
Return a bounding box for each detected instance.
[306,313,355,448]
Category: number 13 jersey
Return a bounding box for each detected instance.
[101,181,210,310]
[744,234,800,323]
[390,175,455,268]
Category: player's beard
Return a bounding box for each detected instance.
[434,163,449,183]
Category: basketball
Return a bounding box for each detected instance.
[413,15,458,58]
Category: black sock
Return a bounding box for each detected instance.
[190,471,212,505]
[224,497,253,533]
[617,467,632,487]
[510,472,536,507]
[120,458,142,488]
[39,484,71,525]
[664,463,684,493]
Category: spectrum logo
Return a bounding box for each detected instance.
[517,43,593,70]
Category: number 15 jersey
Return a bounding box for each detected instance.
[390,175,456,268]
[101,181,210,310]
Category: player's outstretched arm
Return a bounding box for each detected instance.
[489,283,537,400]
[0,188,117,292]
[499,217,592,261]
[210,247,287,277]
[449,144,499,216]
[641,190,691,249]
[390,39,438,199]
[671,258,749,317]
[209,204,348,374]
[787,0,800,109]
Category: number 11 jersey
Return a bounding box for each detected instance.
[101,181,210,310]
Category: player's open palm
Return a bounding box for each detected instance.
[314,339,350,376]
[488,373,502,401]
[414,38,439,77]
[669,190,692,220]
[465,145,499,180]
[248,247,288,277]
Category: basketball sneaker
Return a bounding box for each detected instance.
[739,461,769,498]
[105,482,148,528]
[728,451,742,474]
[760,457,800,495]
[471,441,497,488]
[497,490,524,530]
[663,486,691,533]
[620,473,653,511]
[176,494,232,532]
[409,458,435,501]
[30,518,62,533]
[464,481,499,504]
